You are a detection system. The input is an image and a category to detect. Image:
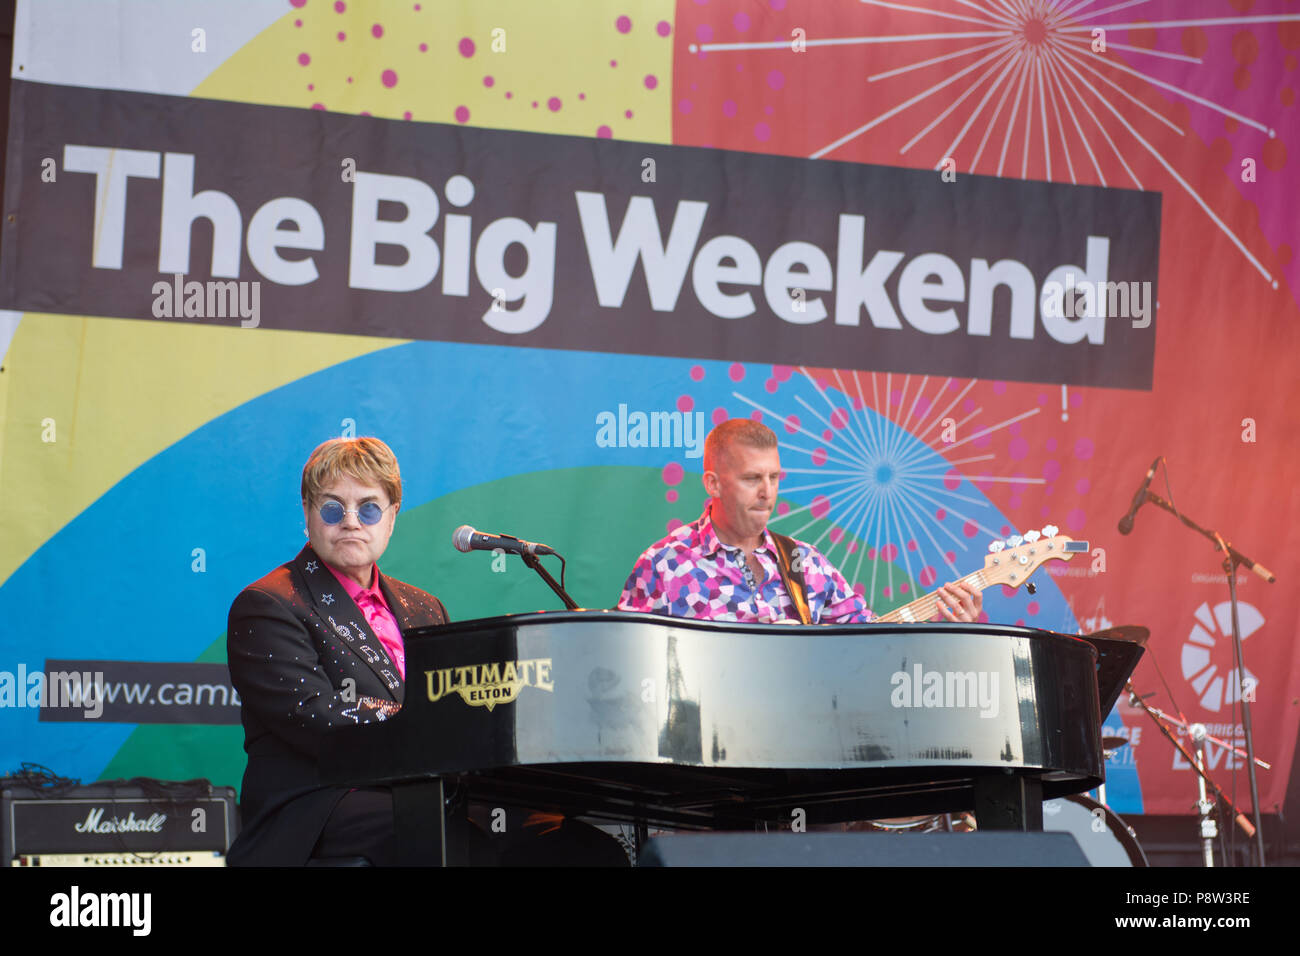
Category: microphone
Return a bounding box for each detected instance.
[452,525,555,557]
[1117,456,1160,535]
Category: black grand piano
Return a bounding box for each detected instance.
[320,611,1143,864]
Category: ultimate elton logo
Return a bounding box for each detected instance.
[425,658,554,711]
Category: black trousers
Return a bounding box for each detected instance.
[310,788,628,866]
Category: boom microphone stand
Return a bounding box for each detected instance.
[1135,487,1274,866]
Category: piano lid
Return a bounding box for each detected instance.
[323,611,1110,783]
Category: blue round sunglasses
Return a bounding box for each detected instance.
[317,500,394,526]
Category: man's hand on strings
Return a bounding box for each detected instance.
[934,582,982,623]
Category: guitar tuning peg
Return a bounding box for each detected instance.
[1023,530,1041,543]
[1007,535,1023,548]
[988,541,1006,553]
[1042,524,1059,538]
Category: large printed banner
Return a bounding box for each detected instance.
[5,82,1161,387]
[0,0,1297,820]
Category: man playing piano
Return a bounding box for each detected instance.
[618,418,982,624]
[225,437,449,866]
[227,437,627,866]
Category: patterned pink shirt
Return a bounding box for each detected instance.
[325,563,406,679]
[617,503,872,624]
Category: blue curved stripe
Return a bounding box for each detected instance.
[0,341,1084,784]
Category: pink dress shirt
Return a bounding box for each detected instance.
[324,563,406,679]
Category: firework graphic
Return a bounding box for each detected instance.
[666,360,1087,629]
[680,0,1297,295]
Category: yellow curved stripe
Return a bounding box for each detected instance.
[193,0,673,144]
[0,313,401,585]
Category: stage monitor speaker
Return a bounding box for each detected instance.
[636,832,1091,867]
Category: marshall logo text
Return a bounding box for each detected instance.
[425,658,554,711]
[74,807,167,835]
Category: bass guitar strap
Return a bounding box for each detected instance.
[770,532,813,626]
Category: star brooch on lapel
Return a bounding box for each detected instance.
[305,560,319,573]
[322,593,336,606]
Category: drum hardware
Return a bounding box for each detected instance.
[854,813,975,833]
[1189,724,1219,868]
[1042,794,1147,866]
[1093,735,1133,806]
[1125,679,1268,867]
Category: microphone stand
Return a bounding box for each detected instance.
[1126,682,1269,866]
[519,550,581,610]
[1140,490,1272,866]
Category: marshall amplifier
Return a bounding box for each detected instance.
[2,780,238,866]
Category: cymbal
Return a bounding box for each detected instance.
[1083,625,1149,646]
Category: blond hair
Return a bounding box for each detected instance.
[300,437,402,506]
[703,419,777,474]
